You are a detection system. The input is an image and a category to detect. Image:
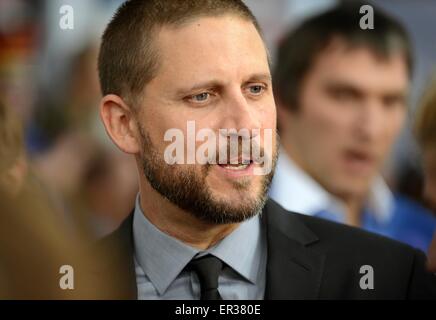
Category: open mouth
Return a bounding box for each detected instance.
[216,158,254,177]
[218,160,253,171]
[342,149,375,173]
[345,150,372,162]
[218,156,252,167]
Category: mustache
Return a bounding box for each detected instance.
[203,137,268,165]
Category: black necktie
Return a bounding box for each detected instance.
[187,254,223,300]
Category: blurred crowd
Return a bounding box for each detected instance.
[0,0,138,239]
[0,1,138,297]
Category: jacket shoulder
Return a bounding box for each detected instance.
[266,199,436,299]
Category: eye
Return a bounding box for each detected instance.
[190,92,210,102]
[247,84,266,95]
[332,89,356,101]
[383,96,406,111]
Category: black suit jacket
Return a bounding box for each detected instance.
[98,199,436,299]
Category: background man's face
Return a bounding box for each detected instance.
[135,15,277,223]
[284,38,408,200]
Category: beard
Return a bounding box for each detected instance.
[137,125,278,225]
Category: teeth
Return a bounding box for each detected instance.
[221,164,249,170]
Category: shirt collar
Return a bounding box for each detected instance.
[366,175,394,223]
[133,195,198,295]
[206,212,264,284]
[133,194,263,295]
[269,150,394,223]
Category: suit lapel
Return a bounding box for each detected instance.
[101,211,137,299]
[263,200,326,299]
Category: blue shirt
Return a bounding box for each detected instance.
[132,195,267,300]
[362,194,436,252]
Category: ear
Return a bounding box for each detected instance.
[100,94,141,155]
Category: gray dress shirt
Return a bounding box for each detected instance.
[132,196,267,300]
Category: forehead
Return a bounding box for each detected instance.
[307,39,409,92]
[152,15,270,84]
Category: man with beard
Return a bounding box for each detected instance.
[96,0,436,299]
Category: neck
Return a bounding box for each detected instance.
[138,177,239,250]
[281,134,365,227]
[342,197,364,227]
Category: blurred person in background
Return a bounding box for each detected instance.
[0,101,126,299]
[415,74,436,271]
[29,44,138,237]
[270,2,436,252]
[1,0,137,238]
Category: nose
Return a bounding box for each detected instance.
[217,87,262,140]
[354,100,386,143]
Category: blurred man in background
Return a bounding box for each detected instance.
[415,74,436,271]
[270,2,436,252]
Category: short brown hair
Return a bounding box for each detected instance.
[98,0,260,107]
[273,1,412,111]
[415,74,436,148]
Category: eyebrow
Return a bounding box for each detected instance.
[324,81,365,96]
[244,72,272,83]
[324,80,408,100]
[176,72,272,96]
